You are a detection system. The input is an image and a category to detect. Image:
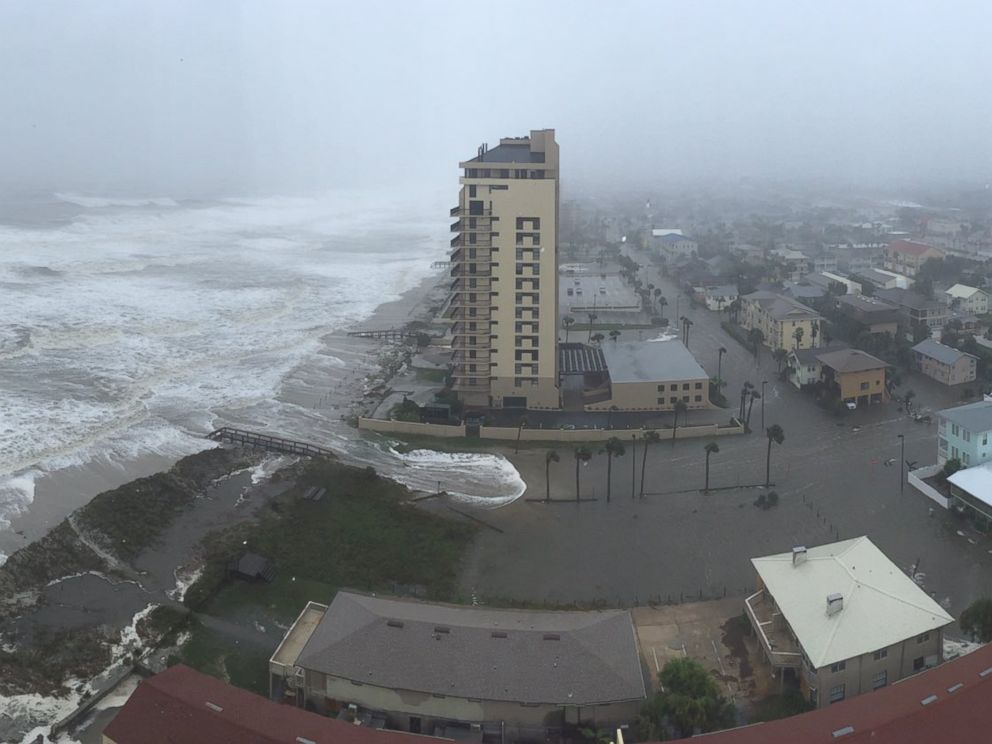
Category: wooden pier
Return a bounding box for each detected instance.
[206,427,334,458]
[347,328,418,341]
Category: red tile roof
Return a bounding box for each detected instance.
[103,664,441,744]
[683,645,992,743]
[888,239,937,257]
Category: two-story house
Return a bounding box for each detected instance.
[912,339,977,386]
[740,291,822,352]
[937,400,992,466]
[882,240,945,277]
[875,288,948,333]
[944,284,990,315]
[835,294,901,336]
[745,537,953,710]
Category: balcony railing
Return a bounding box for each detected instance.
[745,590,802,669]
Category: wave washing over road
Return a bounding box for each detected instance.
[0,189,526,561]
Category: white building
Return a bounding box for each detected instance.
[944,284,990,315]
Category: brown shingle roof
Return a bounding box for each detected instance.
[888,239,937,257]
[103,664,435,744]
[815,348,888,374]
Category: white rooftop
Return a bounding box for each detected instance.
[946,283,985,300]
[601,337,708,384]
[948,462,992,507]
[752,537,953,669]
[651,228,683,237]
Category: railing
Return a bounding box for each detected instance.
[745,590,802,668]
[206,427,334,458]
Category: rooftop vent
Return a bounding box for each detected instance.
[831,726,854,739]
[826,593,844,616]
[921,694,938,706]
[947,683,964,693]
[434,626,450,634]
[297,738,317,744]
[980,666,992,678]
[205,702,223,712]
[543,633,561,641]
[491,631,507,639]
[792,546,807,566]
[386,620,404,629]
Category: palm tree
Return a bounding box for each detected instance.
[574,446,592,501]
[587,313,598,341]
[811,321,819,347]
[746,390,760,430]
[765,424,785,487]
[591,332,605,345]
[609,329,621,343]
[683,317,694,348]
[717,347,727,385]
[793,326,805,350]
[704,441,720,492]
[773,348,788,373]
[653,288,662,312]
[544,450,559,503]
[514,415,528,454]
[672,400,688,445]
[639,430,661,499]
[658,296,668,321]
[904,388,916,413]
[739,381,754,420]
[603,437,626,503]
[562,316,575,344]
[747,328,764,358]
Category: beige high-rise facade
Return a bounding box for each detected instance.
[448,129,560,409]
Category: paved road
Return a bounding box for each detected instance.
[461,251,992,624]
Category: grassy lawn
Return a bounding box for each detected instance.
[186,458,476,624]
[414,367,447,383]
[173,619,271,696]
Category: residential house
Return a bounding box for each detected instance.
[102,664,430,744]
[671,644,992,744]
[936,400,992,467]
[744,537,953,709]
[803,250,839,275]
[698,284,738,311]
[740,291,822,352]
[882,240,945,277]
[783,281,827,303]
[654,231,697,259]
[855,268,909,291]
[815,348,889,407]
[947,462,992,524]
[944,284,989,315]
[835,295,901,336]
[772,248,811,281]
[585,338,713,412]
[269,592,647,735]
[876,288,948,333]
[788,347,827,389]
[912,339,977,386]
[835,243,884,275]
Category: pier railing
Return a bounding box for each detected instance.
[206,427,334,458]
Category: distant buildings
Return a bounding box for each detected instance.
[882,240,944,277]
[739,291,822,352]
[912,339,977,386]
[745,537,953,709]
[698,284,739,311]
[269,592,647,736]
[937,400,992,466]
[944,284,990,315]
[449,129,561,410]
[653,231,697,259]
[585,338,712,412]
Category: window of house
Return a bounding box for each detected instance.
[952,424,960,436]
[984,433,988,445]
[695,382,703,389]
[657,398,665,405]
[917,632,930,644]
[964,452,970,465]
[872,670,888,689]
[670,396,677,404]
[913,656,925,671]
[682,383,690,390]
[829,684,845,704]
[695,395,702,402]
[873,648,888,661]
[830,660,846,673]
[671,384,679,391]
[964,430,971,442]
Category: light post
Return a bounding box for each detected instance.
[631,433,636,500]
[761,380,768,432]
[898,434,906,493]
[675,294,681,324]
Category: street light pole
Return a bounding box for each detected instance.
[761,380,768,432]
[900,434,907,493]
[631,433,636,500]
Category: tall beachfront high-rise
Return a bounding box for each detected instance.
[448,129,560,410]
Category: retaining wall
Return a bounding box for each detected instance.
[908,464,951,508]
[358,418,467,438]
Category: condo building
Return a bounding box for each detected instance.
[448,129,560,410]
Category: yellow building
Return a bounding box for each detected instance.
[816,348,889,406]
[448,130,560,410]
[740,291,822,352]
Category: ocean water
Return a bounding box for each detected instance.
[0,189,525,562]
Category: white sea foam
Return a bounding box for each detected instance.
[0,470,42,530]
[388,447,527,508]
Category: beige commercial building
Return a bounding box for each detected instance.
[740,291,822,352]
[270,592,646,738]
[882,239,944,277]
[448,129,561,410]
[745,537,953,709]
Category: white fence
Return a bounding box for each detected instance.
[908,464,951,509]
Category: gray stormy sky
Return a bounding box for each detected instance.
[1,0,990,197]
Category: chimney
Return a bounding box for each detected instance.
[827,593,844,616]
[792,546,807,566]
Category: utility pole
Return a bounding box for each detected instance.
[900,434,907,493]
[761,380,768,432]
[631,433,636,500]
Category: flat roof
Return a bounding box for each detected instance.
[601,337,708,384]
[948,462,992,507]
[465,143,539,164]
[270,601,327,667]
[837,294,901,315]
[559,343,607,375]
[938,400,992,433]
[293,591,646,706]
[877,288,944,311]
[752,537,952,669]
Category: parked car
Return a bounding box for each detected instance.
[845,400,857,410]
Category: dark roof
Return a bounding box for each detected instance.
[559,343,607,374]
[660,233,694,243]
[876,288,944,312]
[467,143,540,164]
[816,348,888,374]
[673,645,992,743]
[913,339,975,365]
[791,341,847,366]
[103,664,431,744]
[837,294,901,318]
[938,400,992,432]
[294,591,646,706]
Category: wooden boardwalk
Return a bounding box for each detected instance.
[206,427,334,458]
[346,328,417,341]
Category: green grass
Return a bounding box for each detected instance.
[414,367,447,383]
[173,619,271,696]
